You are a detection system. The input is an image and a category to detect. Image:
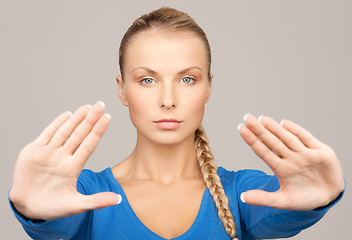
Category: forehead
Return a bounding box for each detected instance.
[124,29,208,74]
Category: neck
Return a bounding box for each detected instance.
[123,131,203,185]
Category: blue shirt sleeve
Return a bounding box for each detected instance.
[235,169,345,239]
[8,169,96,240]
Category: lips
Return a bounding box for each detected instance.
[154,119,181,123]
[153,119,182,130]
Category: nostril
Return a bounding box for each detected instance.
[161,103,175,109]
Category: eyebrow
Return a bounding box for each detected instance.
[131,66,202,76]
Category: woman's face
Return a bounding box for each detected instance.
[117,29,212,145]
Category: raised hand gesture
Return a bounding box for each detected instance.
[238,114,345,211]
[9,101,121,221]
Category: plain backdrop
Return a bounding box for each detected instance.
[1,0,351,239]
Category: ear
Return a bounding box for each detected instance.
[205,73,213,104]
[116,75,129,107]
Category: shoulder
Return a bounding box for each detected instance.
[217,166,279,192]
[77,168,117,195]
[217,166,269,184]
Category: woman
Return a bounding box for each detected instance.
[9,7,345,240]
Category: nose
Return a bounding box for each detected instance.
[160,82,176,109]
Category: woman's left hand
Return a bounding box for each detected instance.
[238,114,345,211]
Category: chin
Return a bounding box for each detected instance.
[153,132,192,146]
[139,128,196,147]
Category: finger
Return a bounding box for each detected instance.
[48,105,91,147]
[63,101,105,154]
[244,114,291,158]
[241,189,286,209]
[80,192,122,211]
[238,123,282,172]
[72,113,111,169]
[49,192,122,220]
[281,119,322,149]
[34,111,72,145]
[259,116,305,152]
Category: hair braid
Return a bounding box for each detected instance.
[195,125,238,240]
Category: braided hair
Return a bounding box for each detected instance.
[195,125,238,239]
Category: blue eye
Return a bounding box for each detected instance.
[181,77,195,84]
[140,78,155,84]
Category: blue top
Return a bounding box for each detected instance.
[9,166,344,240]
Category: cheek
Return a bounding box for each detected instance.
[181,88,208,120]
[126,89,153,124]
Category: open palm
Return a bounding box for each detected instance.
[238,114,344,211]
[9,102,121,220]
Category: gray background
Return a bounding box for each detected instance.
[1,0,351,239]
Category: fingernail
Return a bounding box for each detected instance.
[116,194,122,205]
[240,192,246,203]
[86,104,92,109]
[280,119,285,126]
[237,123,245,131]
[104,113,111,119]
[243,113,251,121]
[97,101,105,108]
[258,115,264,122]
[66,111,72,116]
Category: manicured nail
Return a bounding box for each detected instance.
[66,111,72,116]
[116,194,122,204]
[104,113,111,119]
[97,101,105,108]
[86,104,92,109]
[258,115,264,122]
[243,113,251,121]
[237,123,245,131]
[280,119,285,126]
[240,192,246,203]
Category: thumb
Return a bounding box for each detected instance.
[241,189,285,209]
[80,192,122,211]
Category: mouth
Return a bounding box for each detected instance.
[154,119,182,123]
[153,119,182,130]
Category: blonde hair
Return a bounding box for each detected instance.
[195,126,238,239]
[118,7,238,239]
[118,6,211,80]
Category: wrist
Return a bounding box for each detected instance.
[9,188,46,223]
[9,188,42,221]
[315,178,346,211]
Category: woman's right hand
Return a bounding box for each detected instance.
[9,101,121,221]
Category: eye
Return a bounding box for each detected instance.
[139,78,155,85]
[180,76,195,84]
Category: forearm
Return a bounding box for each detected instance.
[9,195,87,240]
[238,171,345,239]
[245,191,344,239]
